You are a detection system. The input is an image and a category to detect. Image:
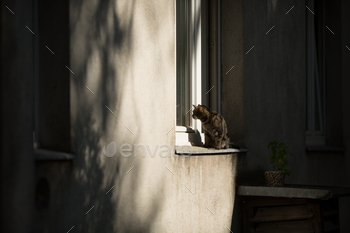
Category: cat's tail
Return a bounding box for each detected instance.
[222,134,230,149]
[228,141,240,149]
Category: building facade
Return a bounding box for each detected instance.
[1,0,350,232]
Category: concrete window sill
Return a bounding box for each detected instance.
[34,148,76,161]
[175,146,247,155]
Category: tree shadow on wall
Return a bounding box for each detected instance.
[66,1,164,233]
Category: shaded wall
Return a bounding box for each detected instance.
[1,0,35,232]
[221,0,245,148]
[241,0,306,186]
[340,0,350,230]
[224,0,350,232]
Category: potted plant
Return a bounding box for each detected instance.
[265,140,293,187]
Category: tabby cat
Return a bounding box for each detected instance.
[192,104,230,149]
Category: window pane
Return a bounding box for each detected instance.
[176,0,191,127]
[35,0,71,152]
[306,0,325,145]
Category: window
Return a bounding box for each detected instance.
[306,0,325,146]
[33,0,74,159]
[176,0,221,146]
[306,0,343,149]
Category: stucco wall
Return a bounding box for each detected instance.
[32,0,237,232]
[1,0,35,232]
[221,0,245,148]
[227,1,350,232]
[241,0,306,186]
[1,0,239,232]
[340,0,350,230]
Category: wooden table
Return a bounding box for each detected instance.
[238,185,350,233]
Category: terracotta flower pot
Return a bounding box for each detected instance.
[265,171,285,187]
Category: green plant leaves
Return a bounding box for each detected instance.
[268,140,292,176]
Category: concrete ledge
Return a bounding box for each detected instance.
[175,146,248,155]
[238,185,350,200]
[34,149,76,161]
[166,153,238,232]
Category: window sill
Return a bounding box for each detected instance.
[306,146,346,153]
[34,148,76,161]
[238,185,350,200]
[175,146,248,155]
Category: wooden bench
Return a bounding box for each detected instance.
[238,185,350,233]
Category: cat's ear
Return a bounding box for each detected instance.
[193,104,197,108]
[198,106,203,112]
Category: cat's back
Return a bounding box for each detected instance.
[204,110,227,130]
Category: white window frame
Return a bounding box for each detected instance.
[175,0,221,146]
[306,0,326,146]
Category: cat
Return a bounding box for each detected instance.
[192,104,230,149]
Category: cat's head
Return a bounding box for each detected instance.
[192,104,210,119]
